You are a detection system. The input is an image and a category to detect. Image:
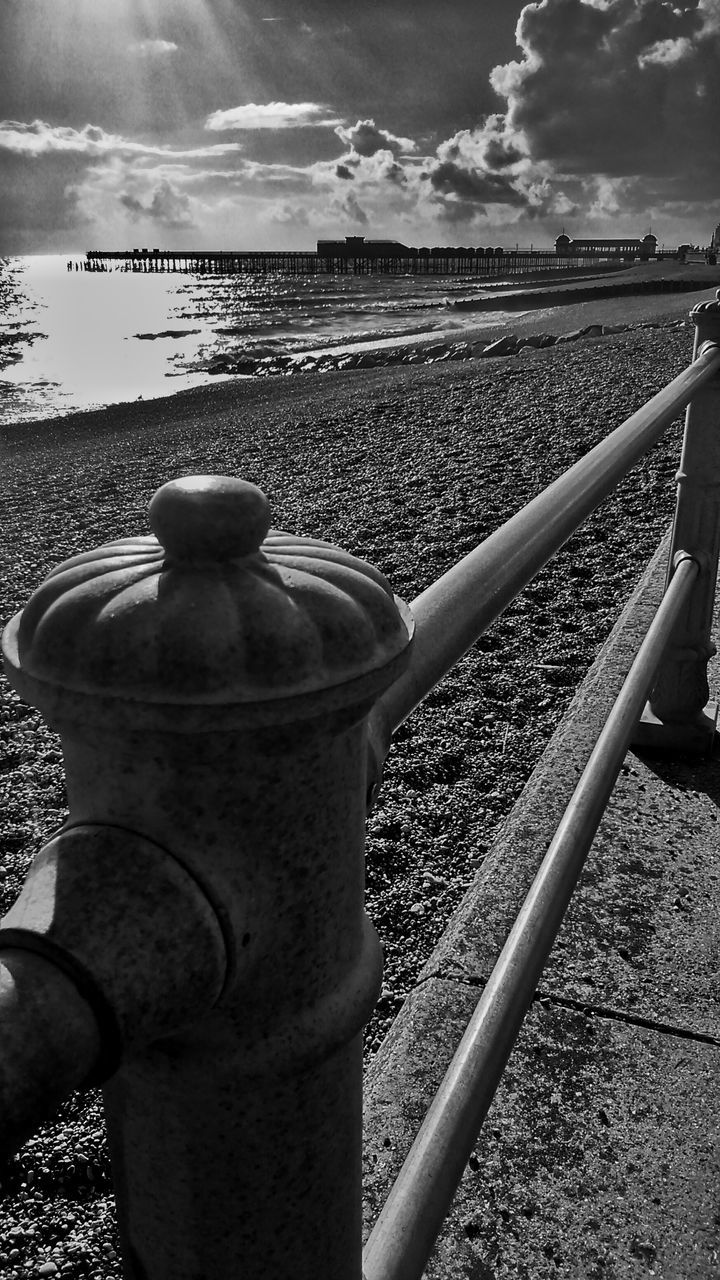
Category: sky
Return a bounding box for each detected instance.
[0,0,718,254]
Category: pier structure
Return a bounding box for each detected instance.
[83,243,636,277]
[84,248,322,274]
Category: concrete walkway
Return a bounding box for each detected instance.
[363,536,720,1279]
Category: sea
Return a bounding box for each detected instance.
[0,254,530,427]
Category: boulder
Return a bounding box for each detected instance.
[481,335,519,358]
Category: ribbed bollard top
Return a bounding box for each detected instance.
[691,288,720,319]
[2,476,413,728]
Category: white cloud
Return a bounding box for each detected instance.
[131,39,179,57]
[638,36,693,66]
[0,118,243,160]
[206,102,342,131]
[334,118,417,158]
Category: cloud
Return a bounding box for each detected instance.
[0,118,242,160]
[334,118,417,158]
[131,39,179,57]
[429,160,528,207]
[423,0,720,237]
[268,201,310,226]
[119,178,194,227]
[335,163,354,180]
[491,0,720,179]
[0,120,114,157]
[332,190,369,226]
[206,102,342,131]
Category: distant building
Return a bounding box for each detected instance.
[711,222,720,251]
[317,236,412,257]
[555,233,657,260]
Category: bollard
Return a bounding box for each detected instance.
[635,291,720,752]
[1,475,413,1279]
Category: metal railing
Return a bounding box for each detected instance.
[0,292,719,1280]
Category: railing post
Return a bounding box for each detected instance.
[634,291,720,752]
[1,476,412,1279]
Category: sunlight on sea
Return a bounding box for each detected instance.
[0,256,224,422]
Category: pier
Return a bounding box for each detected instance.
[82,244,656,277]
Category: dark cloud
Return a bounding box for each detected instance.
[335,163,354,179]
[483,137,525,169]
[423,0,720,240]
[120,179,194,227]
[493,0,720,178]
[429,160,528,207]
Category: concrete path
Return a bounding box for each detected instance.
[363,536,720,1278]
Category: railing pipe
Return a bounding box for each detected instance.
[637,293,720,749]
[363,551,699,1280]
[0,947,102,1153]
[368,338,720,779]
[0,824,227,1157]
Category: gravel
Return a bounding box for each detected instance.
[0,315,697,1276]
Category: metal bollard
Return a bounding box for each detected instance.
[1,475,413,1279]
[635,291,720,752]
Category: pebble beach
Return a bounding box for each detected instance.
[0,269,718,1277]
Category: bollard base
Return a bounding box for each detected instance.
[632,701,718,755]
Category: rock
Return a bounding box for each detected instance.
[481,335,519,358]
[554,328,584,344]
[37,1264,59,1277]
[580,324,604,338]
[601,323,628,335]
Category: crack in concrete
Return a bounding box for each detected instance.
[418,966,720,1047]
[534,989,720,1047]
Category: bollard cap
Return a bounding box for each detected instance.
[691,288,720,323]
[2,476,413,728]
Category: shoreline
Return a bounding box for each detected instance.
[1,263,717,433]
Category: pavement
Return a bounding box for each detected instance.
[362,533,720,1279]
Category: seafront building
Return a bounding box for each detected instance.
[554,232,658,259]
